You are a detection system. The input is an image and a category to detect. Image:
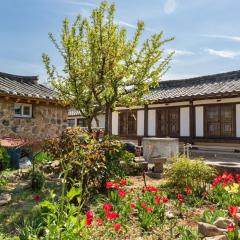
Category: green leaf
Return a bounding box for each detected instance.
[67,187,81,201]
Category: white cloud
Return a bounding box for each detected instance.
[118,21,138,29]
[163,73,198,80]
[205,48,240,58]
[166,48,194,57]
[202,34,240,42]
[65,1,97,7]
[118,21,155,32]
[164,0,177,14]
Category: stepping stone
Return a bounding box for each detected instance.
[198,222,225,237]
[0,193,11,206]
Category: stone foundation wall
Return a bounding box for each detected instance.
[0,98,68,140]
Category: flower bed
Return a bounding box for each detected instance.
[2,156,240,239]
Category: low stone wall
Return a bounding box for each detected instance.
[0,98,68,140]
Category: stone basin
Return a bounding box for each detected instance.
[142,138,179,179]
[142,137,179,161]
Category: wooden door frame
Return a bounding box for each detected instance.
[156,106,180,138]
[118,110,137,137]
[204,103,236,138]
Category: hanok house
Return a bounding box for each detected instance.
[67,109,105,129]
[111,70,240,148]
[0,72,68,140]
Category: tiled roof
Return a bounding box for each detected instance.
[68,108,82,116]
[0,72,56,100]
[145,70,240,102]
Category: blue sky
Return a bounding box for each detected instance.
[0,0,239,83]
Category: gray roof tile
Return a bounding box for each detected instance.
[0,72,56,100]
[144,70,240,101]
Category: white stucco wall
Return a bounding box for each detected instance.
[148,109,156,136]
[180,107,190,137]
[195,106,204,137]
[137,110,144,136]
[92,114,105,128]
[236,104,240,137]
[112,112,119,135]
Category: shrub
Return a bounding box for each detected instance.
[0,170,10,193]
[30,170,46,191]
[0,146,10,171]
[165,155,216,195]
[44,128,134,199]
[34,151,53,165]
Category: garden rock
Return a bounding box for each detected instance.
[213,217,233,229]
[198,222,225,237]
[42,161,61,174]
[165,211,175,219]
[0,193,11,206]
[204,235,227,240]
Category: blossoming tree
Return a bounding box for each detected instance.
[43,1,173,133]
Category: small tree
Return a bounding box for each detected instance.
[43,1,173,133]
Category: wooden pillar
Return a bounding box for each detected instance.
[144,104,148,137]
[189,101,194,143]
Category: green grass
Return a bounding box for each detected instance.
[0,170,61,238]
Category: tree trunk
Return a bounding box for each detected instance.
[104,104,110,135]
[87,118,92,133]
[94,116,99,128]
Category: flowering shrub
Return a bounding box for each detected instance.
[44,128,134,201]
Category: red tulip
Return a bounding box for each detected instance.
[130,203,136,209]
[118,189,126,198]
[147,207,153,213]
[141,202,147,209]
[85,218,92,225]
[162,196,169,203]
[227,224,235,232]
[106,181,113,189]
[103,203,113,212]
[96,218,103,225]
[146,185,158,192]
[228,206,238,217]
[86,210,94,220]
[113,183,120,189]
[154,195,161,204]
[106,211,119,221]
[114,223,121,231]
[85,210,94,225]
[177,193,183,204]
[185,186,192,195]
[120,179,127,185]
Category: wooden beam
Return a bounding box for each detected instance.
[189,101,194,142]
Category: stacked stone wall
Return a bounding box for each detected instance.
[0,98,68,140]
